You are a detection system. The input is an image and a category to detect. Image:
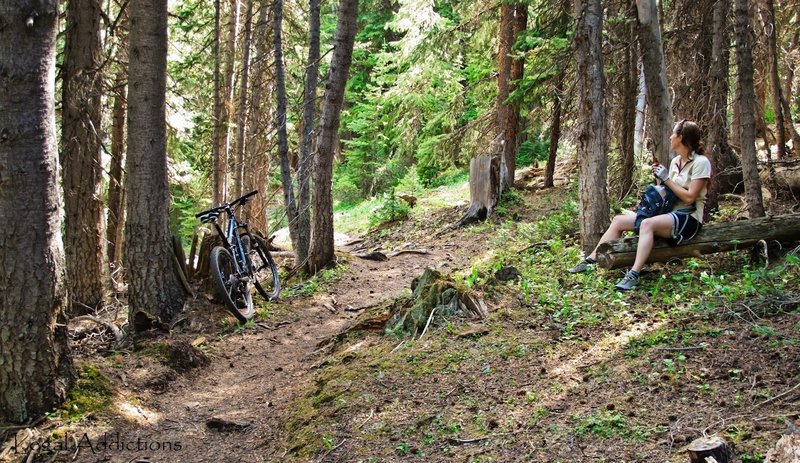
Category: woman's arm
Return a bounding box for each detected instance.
[663,177,707,204]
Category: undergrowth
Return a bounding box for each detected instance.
[282,192,800,462]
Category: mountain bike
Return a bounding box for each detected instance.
[195,190,280,322]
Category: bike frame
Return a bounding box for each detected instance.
[211,205,252,277]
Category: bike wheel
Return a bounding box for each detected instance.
[244,234,281,301]
[210,245,254,322]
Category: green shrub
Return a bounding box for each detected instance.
[333,172,363,208]
[517,135,550,167]
[369,190,410,227]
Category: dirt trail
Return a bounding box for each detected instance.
[70,233,471,463]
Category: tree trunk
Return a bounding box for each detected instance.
[0,0,74,423]
[618,12,638,200]
[125,0,187,327]
[635,62,647,156]
[574,0,610,254]
[636,0,674,166]
[544,75,564,189]
[596,213,800,268]
[61,0,106,314]
[296,0,322,268]
[307,0,359,273]
[705,0,740,218]
[274,0,299,251]
[765,0,786,159]
[233,0,253,198]
[107,70,127,269]
[213,0,226,205]
[734,0,766,217]
[222,0,240,195]
[784,30,799,149]
[505,2,527,184]
[243,3,271,236]
[496,1,519,190]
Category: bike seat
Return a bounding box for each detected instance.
[199,211,220,224]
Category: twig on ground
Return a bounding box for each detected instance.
[318,438,347,462]
[391,340,406,353]
[447,431,513,445]
[70,315,124,343]
[519,241,548,253]
[656,345,707,352]
[757,382,800,408]
[357,409,375,429]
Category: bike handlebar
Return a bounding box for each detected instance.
[195,190,259,218]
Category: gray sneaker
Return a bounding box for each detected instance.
[567,259,594,274]
[614,270,639,291]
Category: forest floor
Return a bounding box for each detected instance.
[3,169,799,463]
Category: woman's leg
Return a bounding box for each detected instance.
[588,214,636,260]
[631,214,674,272]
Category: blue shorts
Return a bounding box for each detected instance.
[667,212,702,245]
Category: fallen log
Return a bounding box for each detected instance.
[595,213,800,269]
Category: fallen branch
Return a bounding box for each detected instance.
[386,249,429,257]
[354,250,388,261]
[447,431,512,445]
[596,213,800,269]
[69,315,124,343]
[756,382,800,408]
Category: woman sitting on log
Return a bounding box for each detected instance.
[567,119,712,290]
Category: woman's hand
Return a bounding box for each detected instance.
[653,164,669,181]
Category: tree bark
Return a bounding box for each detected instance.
[497,1,513,189]
[0,0,74,423]
[233,0,253,198]
[507,2,527,182]
[636,0,674,166]
[212,0,226,205]
[222,0,240,195]
[243,2,271,235]
[453,154,501,228]
[596,213,800,268]
[274,0,299,251]
[687,436,733,463]
[307,0,359,273]
[706,0,740,218]
[574,0,610,254]
[734,0,766,217]
[784,30,799,149]
[125,0,187,327]
[618,12,638,200]
[764,0,786,159]
[107,70,127,269]
[296,0,322,267]
[61,0,106,313]
[544,75,564,189]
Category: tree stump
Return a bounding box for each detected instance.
[687,436,732,463]
[193,232,222,281]
[452,154,501,228]
[187,229,201,278]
